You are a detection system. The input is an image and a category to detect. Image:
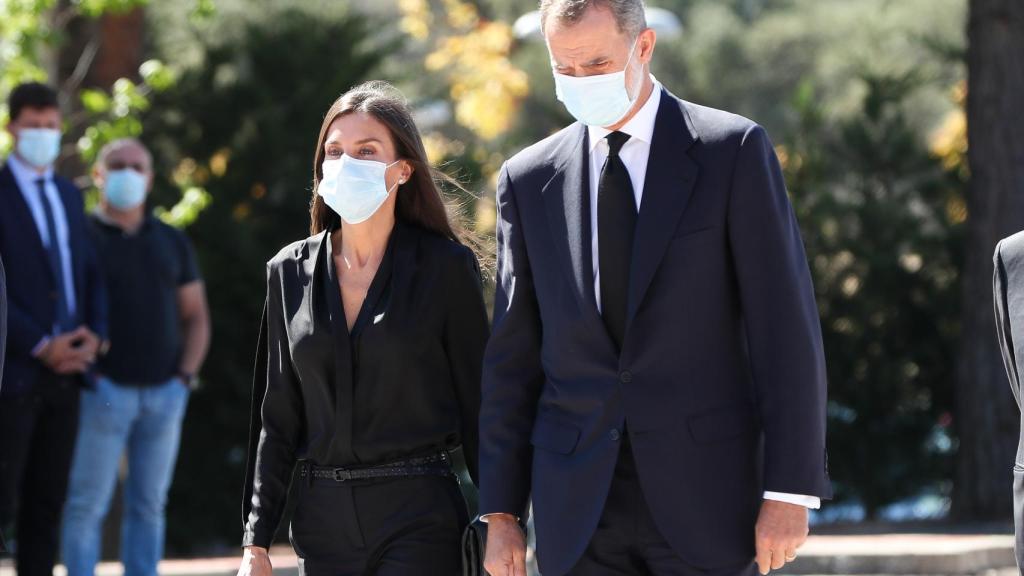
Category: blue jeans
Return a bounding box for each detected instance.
[60,376,190,576]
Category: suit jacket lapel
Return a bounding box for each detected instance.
[1002,245,1024,402]
[542,123,601,322]
[626,90,700,325]
[0,164,53,280]
[55,179,85,301]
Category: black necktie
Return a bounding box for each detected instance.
[35,178,72,331]
[598,131,636,350]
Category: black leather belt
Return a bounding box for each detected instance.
[300,451,454,483]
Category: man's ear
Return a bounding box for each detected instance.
[639,28,657,64]
[92,166,105,189]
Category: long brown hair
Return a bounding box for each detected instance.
[310,81,470,248]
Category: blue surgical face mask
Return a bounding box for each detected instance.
[552,37,643,127]
[103,169,148,209]
[16,128,62,169]
[318,155,402,225]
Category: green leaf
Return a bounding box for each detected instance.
[80,89,111,113]
[139,59,175,92]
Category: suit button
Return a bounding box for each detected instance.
[610,429,621,442]
[50,291,58,300]
[619,371,633,384]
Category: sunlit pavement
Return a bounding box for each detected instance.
[0,532,1016,576]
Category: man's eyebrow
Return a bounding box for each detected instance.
[582,56,610,66]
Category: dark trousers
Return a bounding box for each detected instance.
[289,472,469,576]
[568,437,758,576]
[0,372,81,576]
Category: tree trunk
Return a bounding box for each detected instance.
[953,0,1024,521]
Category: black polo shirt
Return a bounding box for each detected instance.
[89,213,201,385]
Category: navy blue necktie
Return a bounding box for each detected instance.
[35,178,72,331]
[598,131,636,351]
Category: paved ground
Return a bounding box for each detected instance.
[0,530,1017,575]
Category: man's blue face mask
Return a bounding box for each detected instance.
[16,128,61,169]
[551,36,642,128]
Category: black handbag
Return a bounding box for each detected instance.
[461,517,488,576]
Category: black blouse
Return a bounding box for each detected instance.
[242,221,488,548]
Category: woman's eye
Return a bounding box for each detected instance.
[325,149,342,159]
[358,148,375,156]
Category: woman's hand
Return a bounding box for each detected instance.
[237,546,272,576]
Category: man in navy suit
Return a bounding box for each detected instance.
[0,82,107,576]
[479,2,831,575]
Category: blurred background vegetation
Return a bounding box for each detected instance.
[4,0,1019,557]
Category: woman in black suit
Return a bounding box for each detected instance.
[237,81,488,576]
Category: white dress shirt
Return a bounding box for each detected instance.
[587,77,820,510]
[6,153,78,347]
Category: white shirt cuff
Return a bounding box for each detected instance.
[763,491,821,509]
[479,513,520,523]
[32,336,51,358]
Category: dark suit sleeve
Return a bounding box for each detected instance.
[994,241,1022,407]
[478,163,545,517]
[727,124,831,499]
[242,261,304,548]
[442,247,489,486]
[5,296,47,358]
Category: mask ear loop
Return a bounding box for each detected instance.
[385,159,406,195]
[623,35,644,102]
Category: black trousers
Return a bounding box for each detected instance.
[567,437,757,576]
[289,472,469,576]
[0,372,81,576]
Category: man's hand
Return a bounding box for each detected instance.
[237,546,272,576]
[754,500,809,575]
[74,325,102,358]
[483,514,527,576]
[39,326,98,374]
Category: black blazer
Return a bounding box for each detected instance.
[0,163,107,395]
[992,232,1024,571]
[242,220,488,548]
[479,88,832,574]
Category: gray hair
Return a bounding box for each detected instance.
[539,0,647,39]
[95,137,153,172]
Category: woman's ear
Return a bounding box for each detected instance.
[399,160,414,184]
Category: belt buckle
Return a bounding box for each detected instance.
[332,468,352,482]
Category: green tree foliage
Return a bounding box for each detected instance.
[139,7,387,552]
[0,0,209,227]
[784,75,964,517]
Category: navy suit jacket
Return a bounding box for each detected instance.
[0,162,106,395]
[479,88,832,575]
[992,232,1024,571]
